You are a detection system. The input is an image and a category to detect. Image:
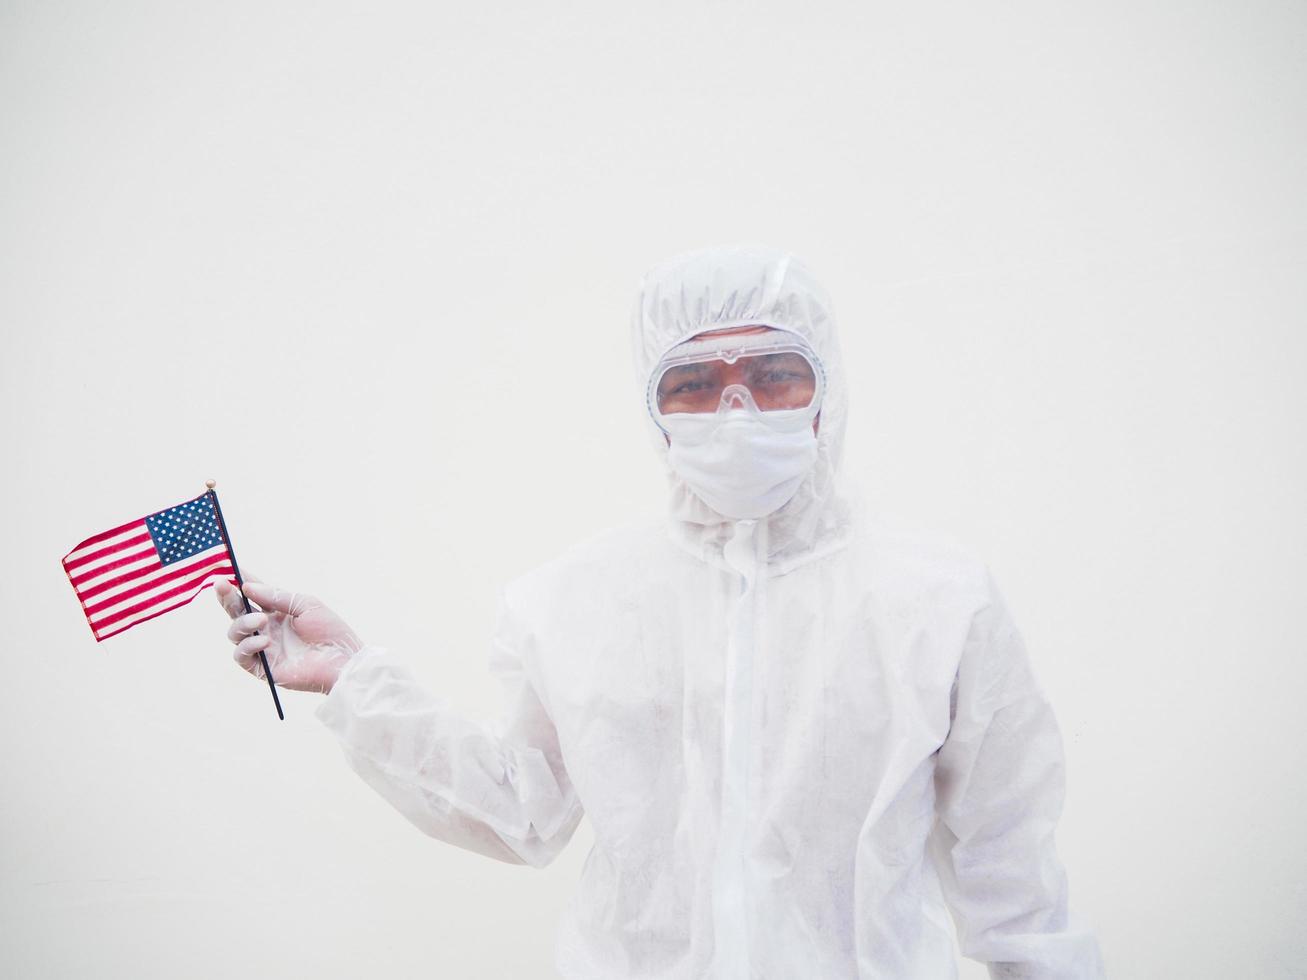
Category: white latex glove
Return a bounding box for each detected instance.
[216,577,362,694]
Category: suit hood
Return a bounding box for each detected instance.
[630,244,853,571]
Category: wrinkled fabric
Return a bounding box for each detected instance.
[317,245,1104,978]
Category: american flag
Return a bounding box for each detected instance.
[62,492,235,641]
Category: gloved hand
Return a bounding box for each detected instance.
[216,577,363,694]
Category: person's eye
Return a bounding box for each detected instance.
[748,366,803,386]
[747,355,811,385]
[670,380,713,395]
[659,367,717,400]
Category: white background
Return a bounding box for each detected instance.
[2,2,1304,977]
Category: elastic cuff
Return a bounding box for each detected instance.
[316,645,388,724]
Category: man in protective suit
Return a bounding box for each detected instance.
[217,245,1105,978]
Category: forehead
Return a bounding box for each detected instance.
[689,324,778,342]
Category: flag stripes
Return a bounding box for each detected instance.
[62,493,235,642]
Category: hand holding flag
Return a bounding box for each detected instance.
[217,578,362,695]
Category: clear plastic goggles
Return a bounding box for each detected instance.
[647,330,825,433]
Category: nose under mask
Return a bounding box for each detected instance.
[662,389,819,519]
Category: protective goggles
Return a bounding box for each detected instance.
[647,330,825,433]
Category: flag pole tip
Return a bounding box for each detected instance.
[205,479,217,490]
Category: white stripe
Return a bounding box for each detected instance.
[87,548,230,624]
[94,579,222,639]
[64,521,149,564]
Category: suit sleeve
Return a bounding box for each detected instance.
[930,567,1105,979]
[314,591,584,868]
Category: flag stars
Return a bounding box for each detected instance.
[145,494,225,567]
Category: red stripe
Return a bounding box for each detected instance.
[82,554,234,617]
[63,517,147,559]
[63,531,153,572]
[91,565,233,630]
[69,547,159,588]
[94,581,222,642]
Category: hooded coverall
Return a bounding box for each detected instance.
[316,245,1106,979]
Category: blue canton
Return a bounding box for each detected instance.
[145,494,225,566]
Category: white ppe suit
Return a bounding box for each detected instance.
[316,246,1105,978]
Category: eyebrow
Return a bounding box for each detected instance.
[661,363,714,379]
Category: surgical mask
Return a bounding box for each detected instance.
[664,405,819,519]
[649,329,824,519]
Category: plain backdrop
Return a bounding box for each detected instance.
[2,2,1304,978]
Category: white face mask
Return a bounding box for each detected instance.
[664,409,819,520]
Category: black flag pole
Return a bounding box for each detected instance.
[206,480,284,721]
